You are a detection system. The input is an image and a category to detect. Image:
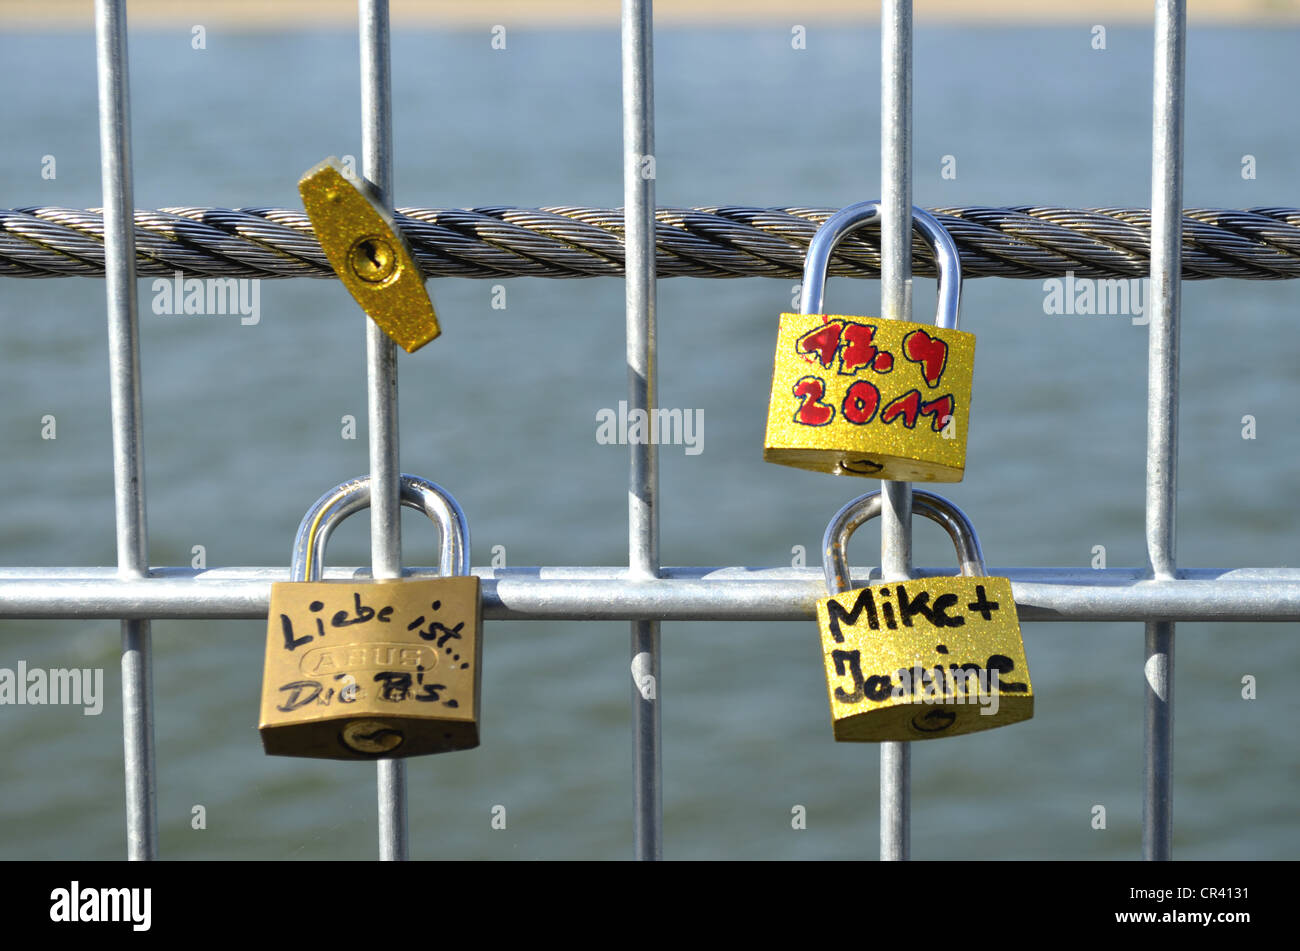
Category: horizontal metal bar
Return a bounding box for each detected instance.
[0,568,1298,622]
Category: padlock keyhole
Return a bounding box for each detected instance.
[348,235,398,283]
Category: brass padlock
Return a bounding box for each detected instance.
[259,473,482,760]
[816,489,1032,741]
[764,201,973,482]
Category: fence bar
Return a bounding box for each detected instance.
[622,0,662,861]
[1144,0,1185,861]
[879,0,914,863]
[94,0,157,862]
[359,0,408,862]
[4,571,1300,621]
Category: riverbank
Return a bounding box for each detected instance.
[3,0,1298,28]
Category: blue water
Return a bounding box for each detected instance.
[0,25,1297,859]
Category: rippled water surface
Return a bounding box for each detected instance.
[0,25,1297,859]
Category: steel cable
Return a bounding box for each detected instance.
[4,204,1300,280]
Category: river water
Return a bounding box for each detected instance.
[0,24,1296,859]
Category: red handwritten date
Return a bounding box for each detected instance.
[791,317,954,429]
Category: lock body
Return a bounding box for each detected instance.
[299,157,440,353]
[816,576,1031,741]
[259,576,482,759]
[765,312,973,482]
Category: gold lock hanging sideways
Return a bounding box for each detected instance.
[259,474,482,760]
[764,200,974,482]
[816,489,1032,741]
[299,156,440,353]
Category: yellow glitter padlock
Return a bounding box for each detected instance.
[764,201,974,482]
[299,157,440,354]
[816,489,1033,741]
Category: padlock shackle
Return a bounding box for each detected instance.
[821,489,985,595]
[290,473,470,582]
[799,201,961,329]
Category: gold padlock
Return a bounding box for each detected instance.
[816,489,1032,741]
[259,473,482,760]
[299,157,440,354]
[764,201,973,482]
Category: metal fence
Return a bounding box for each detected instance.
[2,0,1294,861]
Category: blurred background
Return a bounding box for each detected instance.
[0,3,1297,859]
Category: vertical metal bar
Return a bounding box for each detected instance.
[1143,621,1175,856]
[95,0,157,862]
[622,0,662,861]
[1144,0,1185,861]
[879,0,913,862]
[359,0,408,862]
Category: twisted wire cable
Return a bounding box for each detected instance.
[4,204,1300,280]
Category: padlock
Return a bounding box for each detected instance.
[816,489,1032,741]
[764,200,973,482]
[300,157,441,353]
[259,473,482,760]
